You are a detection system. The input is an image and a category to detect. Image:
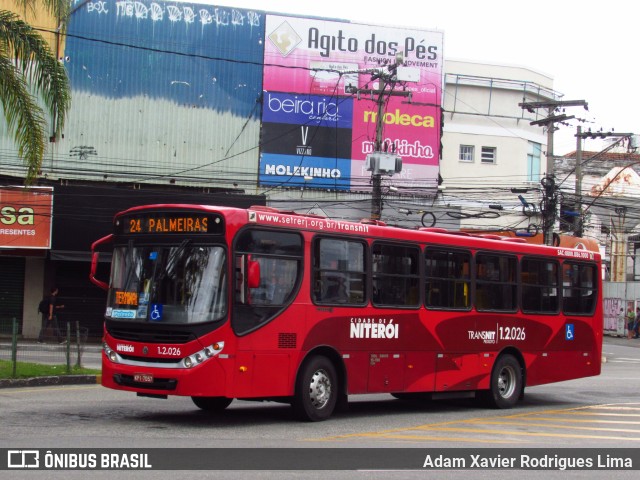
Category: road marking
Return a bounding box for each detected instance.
[347,433,519,444]
[313,403,640,444]
[314,416,507,443]
[412,425,640,441]
[590,405,640,411]
[467,419,640,433]
[511,416,640,424]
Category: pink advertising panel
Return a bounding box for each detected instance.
[262,15,443,191]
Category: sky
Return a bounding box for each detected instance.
[215,0,639,155]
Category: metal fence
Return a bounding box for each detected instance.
[0,318,100,377]
[604,281,640,336]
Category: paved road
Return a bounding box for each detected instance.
[1,335,639,478]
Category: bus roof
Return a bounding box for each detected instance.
[114,204,601,262]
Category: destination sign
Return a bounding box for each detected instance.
[116,212,223,235]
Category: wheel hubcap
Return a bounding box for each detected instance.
[498,365,517,398]
[309,369,331,409]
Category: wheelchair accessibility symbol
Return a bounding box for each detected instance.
[150,304,163,321]
[565,323,575,341]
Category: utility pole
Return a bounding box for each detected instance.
[519,100,588,245]
[572,129,635,237]
[574,126,583,237]
[346,56,409,221]
[371,86,387,221]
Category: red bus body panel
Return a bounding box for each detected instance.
[99,205,603,402]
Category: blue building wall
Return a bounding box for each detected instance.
[36,1,267,186]
[66,1,264,114]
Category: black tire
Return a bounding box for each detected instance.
[191,396,233,411]
[292,356,338,422]
[479,354,523,409]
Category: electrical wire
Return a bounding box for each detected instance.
[3,15,632,238]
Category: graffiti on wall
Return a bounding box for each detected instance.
[603,297,625,332]
[80,1,262,28]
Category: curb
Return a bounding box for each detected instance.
[0,374,101,389]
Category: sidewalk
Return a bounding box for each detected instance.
[603,333,640,348]
[0,374,101,389]
[0,340,102,389]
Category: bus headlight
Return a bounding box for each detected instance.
[181,342,224,369]
[103,343,120,363]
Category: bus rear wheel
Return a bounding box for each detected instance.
[191,396,233,411]
[480,354,523,409]
[292,355,338,422]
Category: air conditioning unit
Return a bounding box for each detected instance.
[365,153,402,175]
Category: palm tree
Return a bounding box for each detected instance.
[0,0,70,184]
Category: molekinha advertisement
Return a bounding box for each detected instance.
[261,15,443,192]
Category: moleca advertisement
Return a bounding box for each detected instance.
[261,15,443,192]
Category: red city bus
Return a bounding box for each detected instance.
[90,204,602,421]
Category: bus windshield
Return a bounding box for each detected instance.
[106,242,227,324]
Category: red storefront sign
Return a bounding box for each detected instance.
[0,187,53,249]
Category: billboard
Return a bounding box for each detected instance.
[261,15,443,192]
[0,187,53,249]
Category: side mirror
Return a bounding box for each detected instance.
[236,254,261,304]
[89,252,109,290]
[247,257,261,289]
[89,234,113,291]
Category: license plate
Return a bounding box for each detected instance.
[133,373,153,383]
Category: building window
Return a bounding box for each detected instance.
[459,145,474,162]
[527,141,542,182]
[481,146,496,164]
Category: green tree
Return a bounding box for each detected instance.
[0,0,70,184]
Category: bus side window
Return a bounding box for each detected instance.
[425,248,471,310]
[313,237,366,306]
[562,262,597,315]
[323,274,348,303]
[372,242,420,307]
[232,229,303,335]
[475,253,517,312]
[521,257,559,314]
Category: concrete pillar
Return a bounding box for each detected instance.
[21,257,46,339]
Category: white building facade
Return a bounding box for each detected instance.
[416,60,559,232]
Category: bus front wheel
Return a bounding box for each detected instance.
[191,396,233,411]
[292,355,338,422]
[480,354,523,409]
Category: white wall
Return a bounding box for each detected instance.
[437,60,558,230]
